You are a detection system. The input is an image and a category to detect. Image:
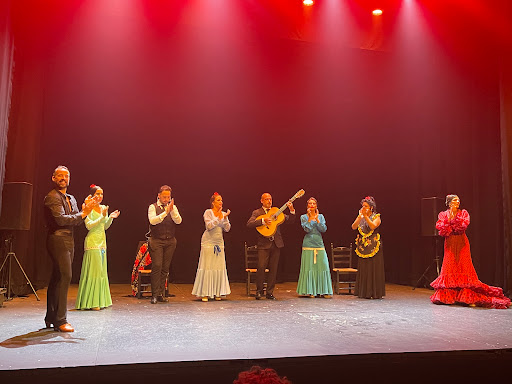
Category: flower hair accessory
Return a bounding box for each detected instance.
[213,192,219,196]
[90,184,96,188]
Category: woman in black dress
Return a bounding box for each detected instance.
[351,196,385,299]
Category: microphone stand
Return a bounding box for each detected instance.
[413,236,441,290]
[0,235,40,301]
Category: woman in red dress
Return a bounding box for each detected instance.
[430,194,510,309]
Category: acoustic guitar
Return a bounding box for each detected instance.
[256,189,305,237]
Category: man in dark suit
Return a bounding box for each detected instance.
[247,193,295,300]
[44,165,97,332]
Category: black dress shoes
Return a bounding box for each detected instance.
[266,294,277,300]
[150,296,158,304]
[255,291,263,300]
[44,321,53,329]
[157,295,168,303]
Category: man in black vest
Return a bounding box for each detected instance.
[247,193,295,300]
[147,185,182,304]
[44,165,97,332]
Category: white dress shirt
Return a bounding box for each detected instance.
[148,201,182,225]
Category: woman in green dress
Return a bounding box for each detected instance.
[296,197,332,298]
[75,185,120,310]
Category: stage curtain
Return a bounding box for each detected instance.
[0,1,14,211]
[500,53,512,296]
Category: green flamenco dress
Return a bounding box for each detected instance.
[75,207,114,309]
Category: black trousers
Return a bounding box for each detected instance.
[46,234,74,327]
[257,242,281,295]
[148,237,177,297]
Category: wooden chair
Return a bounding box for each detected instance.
[244,242,268,296]
[137,269,169,299]
[331,243,357,294]
[134,240,168,299]
[0,287,6,307]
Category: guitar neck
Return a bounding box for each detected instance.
[274,194,299,216]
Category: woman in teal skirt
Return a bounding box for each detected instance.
[75,185,120,310]
[296,197,333,298]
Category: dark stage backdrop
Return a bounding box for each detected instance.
[4,1,511,293]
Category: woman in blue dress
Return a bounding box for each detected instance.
[192,193,231,301]
[296,197,332,298]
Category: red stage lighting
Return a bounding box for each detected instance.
[372,9,383,16]
[303,0,314,6]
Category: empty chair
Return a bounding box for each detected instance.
[244,242,268,296]
[331,243,357,294]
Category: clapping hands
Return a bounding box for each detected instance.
[82,194,100,216]
[110,210,120,219]
[165,198,175,214]
[307,207,319,222]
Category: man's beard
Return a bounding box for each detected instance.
[55,180,68,189]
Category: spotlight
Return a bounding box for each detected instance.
[303,0,314,6]
[372,9,383,16]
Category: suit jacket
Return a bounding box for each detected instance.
[44,188,84,235]
[247,207,295,249]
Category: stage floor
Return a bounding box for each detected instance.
[1,282,511,373]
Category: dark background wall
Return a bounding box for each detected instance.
[3,0,512,291]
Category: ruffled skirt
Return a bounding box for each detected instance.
[296,248,333,296]
[75,248,112,309]
[430,234,510,309]
[355,246,385,299]
[192,245,231,298]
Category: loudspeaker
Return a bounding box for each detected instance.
[0,182,33,231]
[421,197,444,237]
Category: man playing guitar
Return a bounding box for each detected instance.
[247,193,296,300]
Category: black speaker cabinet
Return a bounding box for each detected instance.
[0,182,33,231]
[421,197,444,237]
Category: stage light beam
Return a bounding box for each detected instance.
[373,9,383,16]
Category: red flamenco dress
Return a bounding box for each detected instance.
[430,209,510,309]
